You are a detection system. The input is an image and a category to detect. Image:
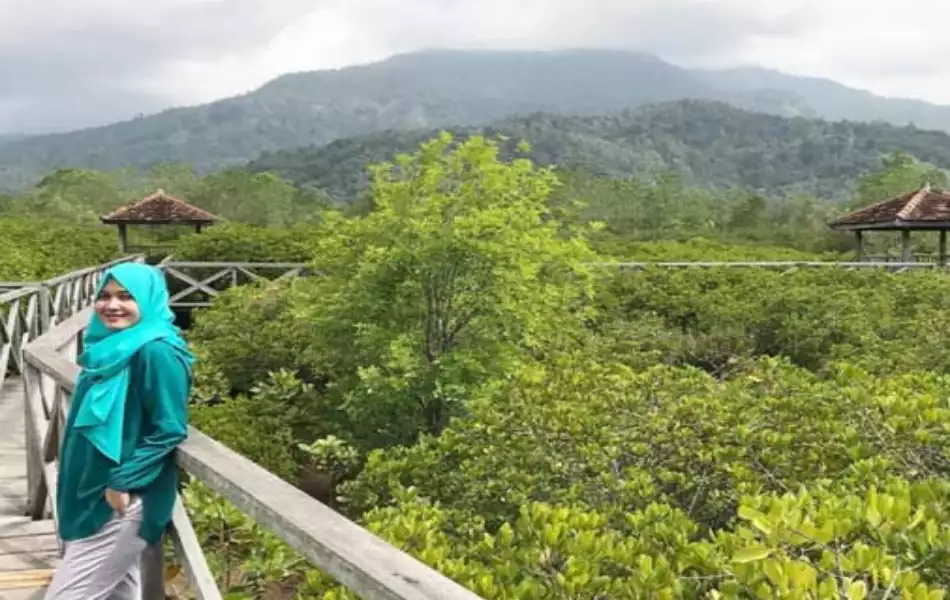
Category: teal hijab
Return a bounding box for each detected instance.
[72,263,194,463]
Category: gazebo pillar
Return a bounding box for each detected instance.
[940,231,948,266]
[901,230,912,262]
[854,231,864,260]
[117,224,128,253]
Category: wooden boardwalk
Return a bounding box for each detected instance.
[0,376,58,599]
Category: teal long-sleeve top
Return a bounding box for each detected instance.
[57,339,191,545]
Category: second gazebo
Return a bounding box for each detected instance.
[101,189,219,252]
[829,183,950,264]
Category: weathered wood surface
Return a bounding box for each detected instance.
[0,377,58,597]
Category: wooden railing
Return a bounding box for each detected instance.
[156,259,947,311]
[158,260,310,308]
[21,307,484,600]
[0,256,143,390]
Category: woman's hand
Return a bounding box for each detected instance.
[105,488,130,515]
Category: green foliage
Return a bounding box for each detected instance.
[186,282,318,393]
[184,264,950,598]
[595,238,839,262]
[0,218,119,280]
[552,168,848,254]
[854,151,948,208]
[189,372,306,482]
[192,132,598,450]
[298,132,597,445]
[598,268,950,375]
[171,223,318,262]
[187,168,331,227]
[54,128,932,599]
[0,164,327,235]
[181,353,950,598]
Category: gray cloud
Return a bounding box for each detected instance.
[2,0,949,134]
[323,0,812,62]
[0,0,313,132]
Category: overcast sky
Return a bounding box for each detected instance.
[2,0,948,134]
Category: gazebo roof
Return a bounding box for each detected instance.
[830,184,950,230]
[100,189,219,225]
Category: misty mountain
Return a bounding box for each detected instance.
[2,48,950,190]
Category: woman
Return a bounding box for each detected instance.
[45,262,194,600]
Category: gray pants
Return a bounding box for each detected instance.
[44,498,148,600]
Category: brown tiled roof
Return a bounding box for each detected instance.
[830,184,950,228]
[100,189,219,224]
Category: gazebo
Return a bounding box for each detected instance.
[100,189,220,252]
[828,183,950,264]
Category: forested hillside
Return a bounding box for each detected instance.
[249,100,950,203]
[5,48,950,191]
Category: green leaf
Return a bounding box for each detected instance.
[733,545,774,564]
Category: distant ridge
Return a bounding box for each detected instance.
[3,48,950,191]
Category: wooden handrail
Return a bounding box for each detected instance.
[1,255,144,390]
[21,312,484,600]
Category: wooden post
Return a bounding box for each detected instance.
[117,224,128,253]
[940,230,947,266]
[37,286,50,336]
[854,231,864,260]
[22,364,39,517]
[901,230,912,262]
[141,540,165,600]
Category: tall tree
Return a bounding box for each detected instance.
[297,133,599,446]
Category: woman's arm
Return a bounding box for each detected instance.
[107,339,190,492]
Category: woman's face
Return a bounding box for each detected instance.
[95,279,141,330]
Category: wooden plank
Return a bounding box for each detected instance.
[0,456,28,470]
[0,533,59,557]
[177,429,484,600]
[0,569,54,589]
[163,267,222,300]
[168,497,221,600]
[167,268,232,304]
[0,375,28,522]
[0,549,58,571]
[0,477,27,498]
[0,568,55,584]
[0,517,56,538]
[0,585,50,600]
[0,495,25,515]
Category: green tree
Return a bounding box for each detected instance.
[191,168,329,227]
[293,132,598,446]
[12,168,126,223]
[853,151,948,208]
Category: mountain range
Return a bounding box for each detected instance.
[248,100,950,204]
[3,48,950,192]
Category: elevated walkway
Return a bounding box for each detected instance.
[0,376,57,599]
[1,257,484,600]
